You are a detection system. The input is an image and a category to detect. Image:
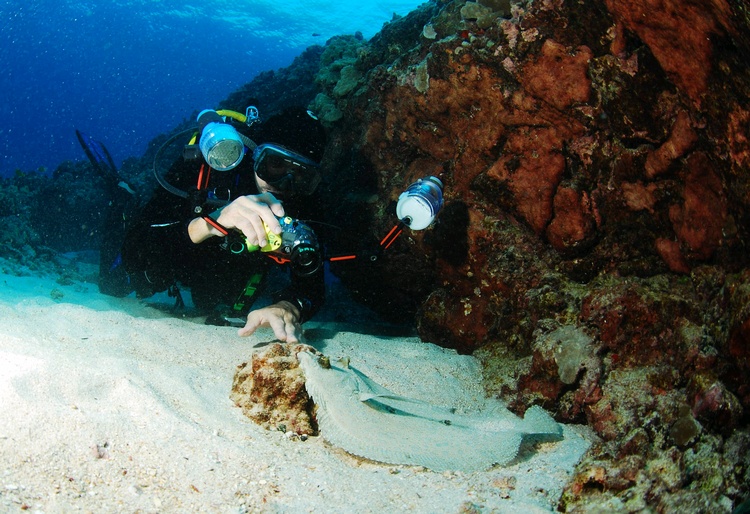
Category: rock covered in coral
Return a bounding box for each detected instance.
[231,343,318,436]
[312,0,750,398]
[560,431,750,513]
[315,0,750,351]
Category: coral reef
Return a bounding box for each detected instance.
[315,0,750,338]
[0,171,45,265]
[0,149,154,278]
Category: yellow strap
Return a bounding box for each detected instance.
[216,109,247,124]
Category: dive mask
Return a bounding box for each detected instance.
[253,143,321,195]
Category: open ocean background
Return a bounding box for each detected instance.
[0,0,423,177]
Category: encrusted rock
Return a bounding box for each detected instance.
[231,342,318,435]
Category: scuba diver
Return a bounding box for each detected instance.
[79,105,327,343]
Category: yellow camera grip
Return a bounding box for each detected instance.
[246,218,287,252]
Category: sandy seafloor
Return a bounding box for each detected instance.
[0,269,593,513]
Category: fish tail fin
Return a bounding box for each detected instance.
[522,405,562,436]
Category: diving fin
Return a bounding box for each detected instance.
[75,129,135,194]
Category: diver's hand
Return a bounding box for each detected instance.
[216,193,285,246]
[238,301,302,343]
[188,193,285,244]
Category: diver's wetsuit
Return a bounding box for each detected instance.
[118,151,325,323]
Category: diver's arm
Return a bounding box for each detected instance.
[273,266,326,324]
[187,216,229,243]
[237,265,324,342]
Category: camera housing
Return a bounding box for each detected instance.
[248,216,321,276]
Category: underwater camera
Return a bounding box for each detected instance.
[246,216,321,277]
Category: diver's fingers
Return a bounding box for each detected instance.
[217,196,275,244]
[255,193,283,234]
[263,307,300,342]
[266,315,291,342]
[260,192,286,219]
[238,306,300,343]
[279,314,300,344]
[235,220,261,246]
[245,213,270,247]
[238,311,263,337]
[233,194,281,236]
[216,209,262,245]
[285,324,301,344]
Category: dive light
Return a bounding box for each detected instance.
[197,109,245,171]
[328,176,445,263]
[396,176,444,230]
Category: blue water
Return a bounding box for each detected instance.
[0,0,423,177]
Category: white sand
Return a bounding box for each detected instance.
[0,272,591,513]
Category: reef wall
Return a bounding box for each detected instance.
[301,0,750,510]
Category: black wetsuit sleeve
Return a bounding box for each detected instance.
[272,267,325,323]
